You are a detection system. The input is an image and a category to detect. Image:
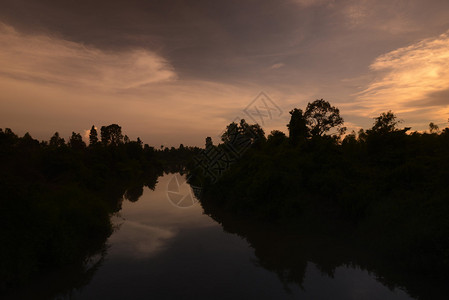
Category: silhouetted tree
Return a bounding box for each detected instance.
[221,119,265,148]
[100,124,123,146]
[205,137,213,149]
[368,111,400,134]
[18,132,40,149]
[89,126,98,146]
[221,122,239,144]
[267,130,287,147]
[69,132,86,150]
[304,99,345,137]
[287,108,308,145]
[429,122,439,133]
[49,132,65,147]
[247,122,266,145]
[358,129,367,142]
[0,128,18,146]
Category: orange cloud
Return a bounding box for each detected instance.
[355,30,449,129]
[0,23,176,90]
[0,23,271,146]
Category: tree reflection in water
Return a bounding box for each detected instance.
[199,198,449,300]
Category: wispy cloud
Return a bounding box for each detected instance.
[0,24,263,146]
[355,30,449,128]
[269,63,285,70]
[0,23,176,90]
[2,0,449,143]
[0,23,253,146]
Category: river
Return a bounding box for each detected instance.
[52,173,416,300]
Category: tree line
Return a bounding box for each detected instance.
[192,99,449,277]
[0,124,198,292]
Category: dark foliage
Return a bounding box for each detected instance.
[0,125,197,294]
[191,99,449,277]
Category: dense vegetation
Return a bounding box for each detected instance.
[0,125,198,292]
[3,102,449,294]
[193,100,449,276]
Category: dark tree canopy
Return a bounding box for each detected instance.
[68,132,86,150]
[124,185,144,203]
[221,119,265,146]
[221,122,239,144]
[267,130,287,147]
[369,111,400,134]
[19,132,40,148]
[49,132,65,147]
[287,99,345,143]
[304,99,345,137]
[101,124,123,146]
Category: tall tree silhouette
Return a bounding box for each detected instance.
[287,108,308,145]
[89,125,98,146]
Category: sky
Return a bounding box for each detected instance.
[1,0,449,147]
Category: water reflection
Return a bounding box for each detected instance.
[1,170,160,300]
[108,219,176,259]
[68,174,419,299]
[200,196,449,300]
[4,173,447,299]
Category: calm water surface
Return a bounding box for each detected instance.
[69,173,412,300]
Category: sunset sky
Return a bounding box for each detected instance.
[1,0,449,146]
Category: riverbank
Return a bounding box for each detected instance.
[190,111,449,280]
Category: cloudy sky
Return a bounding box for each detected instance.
[1,0,449,146]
